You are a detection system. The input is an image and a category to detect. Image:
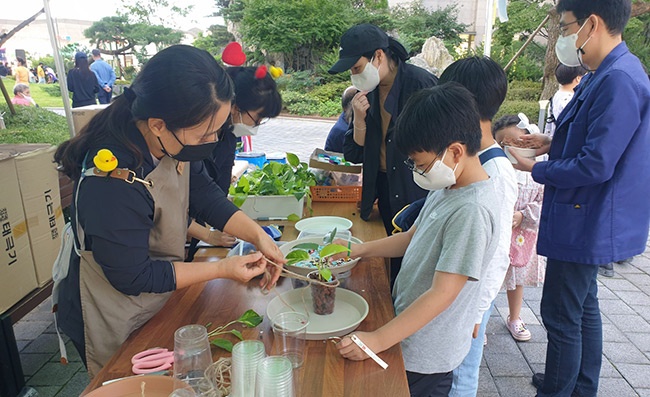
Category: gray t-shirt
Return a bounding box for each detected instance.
[393,178,499,374]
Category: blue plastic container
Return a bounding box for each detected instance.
[235,152,267,168]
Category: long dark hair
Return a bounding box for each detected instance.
[226,66,282,118]
[74,55,95,79]
[55,45,234,179]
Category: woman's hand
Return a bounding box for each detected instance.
[207,229,237,247]
[254,234,284,288]
[351,91,370,123]
[221,252,268,283]
[512,211,524,228]
[336,331,384,361]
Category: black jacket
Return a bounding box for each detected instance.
[343,61,438,220]
[67,68,98,108]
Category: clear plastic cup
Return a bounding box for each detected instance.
[230,340,266,397]
[255,356,295,397]
[271,312,309,368]
[173,325,213,389]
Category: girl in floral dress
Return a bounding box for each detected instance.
[493,114,546,342]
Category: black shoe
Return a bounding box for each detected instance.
[598,263,614,277]
[532,372,544,389]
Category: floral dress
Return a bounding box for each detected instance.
[503,170,546,290]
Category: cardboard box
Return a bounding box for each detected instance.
[309,148,362,174]
[71,104,110,133]
[12,145,64,286]
[0,151,37,313]
[231,195,305,220]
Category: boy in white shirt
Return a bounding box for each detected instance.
[439,56,518,397]
[544,64,587,137]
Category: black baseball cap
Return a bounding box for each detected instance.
[328,24,388,74]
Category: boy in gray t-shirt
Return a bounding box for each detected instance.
[336,83,499,397]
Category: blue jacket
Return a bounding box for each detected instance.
[532,43,650,265]
[90,58,116,88]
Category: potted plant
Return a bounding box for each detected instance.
[228,152,316,220]
[285,230,349,315]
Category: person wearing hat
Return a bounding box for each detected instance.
[67,52,99,108]
[329,23,438,286]
[90,49,116,104]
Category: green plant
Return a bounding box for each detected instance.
[206,309,263,352]
[285,229,349,281]
[229,152,316,212]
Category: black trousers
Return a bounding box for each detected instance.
[407,371,453,397]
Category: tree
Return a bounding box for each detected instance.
[391,1,467,54]
[119,0,193,30]
[84,16,182,74]
[193,25,235,56]
[239,0,355,70]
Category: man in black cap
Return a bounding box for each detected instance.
[329,23,437,288]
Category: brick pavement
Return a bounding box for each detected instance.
[12,116,650,396]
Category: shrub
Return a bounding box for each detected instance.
[277,70,323,92]
[315,100,341,117]
[0,105,69,145]
[281,91,319,115]
[308,81,350,103]
[495,100,539,126]
[507,87,541,102]
[40,84,64,97]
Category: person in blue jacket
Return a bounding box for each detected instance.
[511,1,650,395]
[54,45,283,376]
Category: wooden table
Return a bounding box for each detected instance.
[82,203,409,396]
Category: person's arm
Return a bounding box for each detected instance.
[90,64,103,87]
[531,72,642,188]
[472,171,516,324]
[187,220,236,247]
[108,64,116,87]
[67,71,74,92]
[519,180,544,230]
[173,252,267,289]
[338,271,468,359]
[340,225,415,260]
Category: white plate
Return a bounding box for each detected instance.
[280,237,362,277]
[294,216,353,233]
[266,288,369,340]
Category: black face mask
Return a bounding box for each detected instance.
[158,132,219,162]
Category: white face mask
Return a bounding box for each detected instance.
[21,93,36,106]
[232,111,260,137]
[555,21,591,67]
[351,57,381,92]
[412,150,458,191]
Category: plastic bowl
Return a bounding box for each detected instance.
[280,236,362,277]
[504,146,537,164]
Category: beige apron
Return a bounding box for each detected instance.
[78,156,189,377]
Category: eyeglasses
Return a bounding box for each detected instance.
[404,155,438,176]
[245,110,270,127]
[559,19,585,36]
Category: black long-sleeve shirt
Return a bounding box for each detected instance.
[58,124,238,346]
[67,68,98,108]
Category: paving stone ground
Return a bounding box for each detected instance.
[13,116,650,396]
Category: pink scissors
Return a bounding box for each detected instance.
[131,348,174,374]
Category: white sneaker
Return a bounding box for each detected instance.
[507,316,531,342]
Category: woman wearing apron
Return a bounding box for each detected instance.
[54,45,284,377]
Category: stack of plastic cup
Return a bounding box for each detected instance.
[230,340,266,397]
[255,356,295,397]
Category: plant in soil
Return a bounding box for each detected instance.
[206,309,263,352]
[285,229,349,314]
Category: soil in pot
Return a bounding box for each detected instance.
[308,271,337,315]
